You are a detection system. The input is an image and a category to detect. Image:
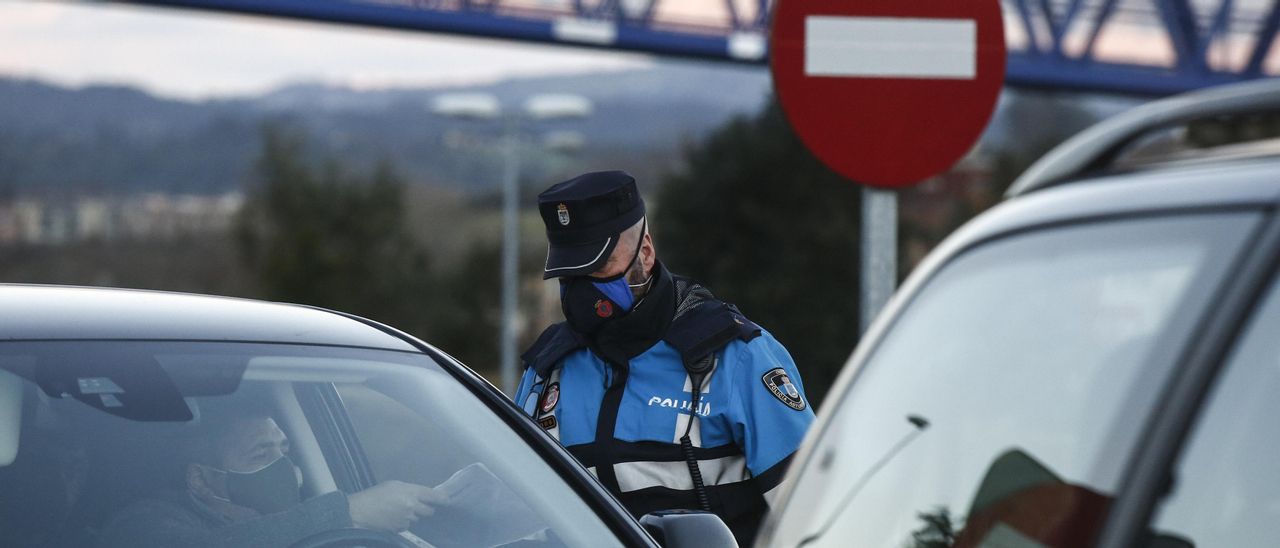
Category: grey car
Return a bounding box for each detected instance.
[758,78,1280,548]
[0,284,734,547]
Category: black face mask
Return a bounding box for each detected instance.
[560,223,650,336]
[209,455,301,515]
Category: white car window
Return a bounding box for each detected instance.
[767,213,1258,548]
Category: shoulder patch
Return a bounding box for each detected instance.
[762,368,806,411]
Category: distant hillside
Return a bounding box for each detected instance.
[0,61,771,197]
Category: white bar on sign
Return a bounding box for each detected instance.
[553,18,618,45]
[805,16,976,79]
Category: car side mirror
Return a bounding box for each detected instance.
[639,509,737,548]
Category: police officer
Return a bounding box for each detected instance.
[514,170,814,546]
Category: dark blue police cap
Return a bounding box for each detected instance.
[537,170,645,279]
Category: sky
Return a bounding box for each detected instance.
[0,0,654,100]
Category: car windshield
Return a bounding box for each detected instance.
[0,340,623,548]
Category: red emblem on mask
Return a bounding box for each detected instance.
[594,299,613,318]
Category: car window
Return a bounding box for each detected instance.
[768,213,1259,548]
[338,384,478,489]
[333,381,593,547]
[1146,275,1280,547]
[0,341,623,548]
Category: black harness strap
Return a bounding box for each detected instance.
[522,323,631,494]
[593,356,628,494]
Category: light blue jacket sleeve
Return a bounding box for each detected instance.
[727,330,815,481]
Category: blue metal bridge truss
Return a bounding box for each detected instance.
[122,0,1280,96]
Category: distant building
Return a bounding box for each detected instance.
[0,204,15,244]
[0,191,245,246]
[76,198,113,241]
[14,200,45,244]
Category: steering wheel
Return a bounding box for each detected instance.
[288,528,422,548]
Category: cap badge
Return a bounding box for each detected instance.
[594,299,613,318]
[557,203,570,226]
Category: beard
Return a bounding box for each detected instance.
[625,254,653,302]
[626,254,650,286]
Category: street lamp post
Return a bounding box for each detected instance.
[497,114,522,397]
[433,93,592,395]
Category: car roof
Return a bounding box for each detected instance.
[0,284,419,351]
[953,156,1280,253]
[1006,77,1280,196]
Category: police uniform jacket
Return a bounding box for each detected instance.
[515,262,815,545]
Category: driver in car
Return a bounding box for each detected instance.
[97,406,447,548]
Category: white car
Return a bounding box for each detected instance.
[760,79,1280,548]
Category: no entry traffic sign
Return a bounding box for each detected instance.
[771,0,1006,188]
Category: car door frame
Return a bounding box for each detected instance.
[1097,204,1280,547]
[294,381,377,494]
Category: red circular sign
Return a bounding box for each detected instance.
[771,0,1006,188]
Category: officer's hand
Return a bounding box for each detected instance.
[348,480,449,532]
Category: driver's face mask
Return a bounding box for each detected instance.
[204,455,302,514]
[560,223,652,335]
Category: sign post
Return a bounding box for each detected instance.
[860,189,896,333]
[769,0,1006,331]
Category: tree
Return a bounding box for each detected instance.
[235,125,436,336]
[654,99,860,406]
[906,507,957,548]
[430,242,503,371]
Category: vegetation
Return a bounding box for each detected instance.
[0,87,1102,397]
[906,507,958,548]
[236,126,431,326]
[235,125,502,372]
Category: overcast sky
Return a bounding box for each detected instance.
[0,0,654,100]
